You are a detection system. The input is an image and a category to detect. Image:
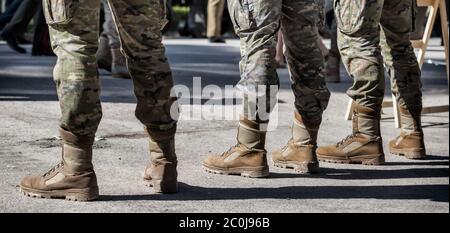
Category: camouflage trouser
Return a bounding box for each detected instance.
[335,0,422,114]
[44,0,177,136]
[228,0,330,123]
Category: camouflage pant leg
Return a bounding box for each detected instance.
[281,0,330,123]
[108,0,177,131]
[380,0,422,115]
[335,0,385,112]
[101,0,120,49]
[316,0,325,28]
[227,0,281,121]
[44,0,103,136]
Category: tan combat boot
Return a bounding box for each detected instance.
[20,128,99,201]
[203,117,269,178]
[143,127,178,193]
[111,48,131,79]
[389,106,426,159]
[272,112,320,174]
[317,104,385,165]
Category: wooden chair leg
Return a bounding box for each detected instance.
[417,0,440,69]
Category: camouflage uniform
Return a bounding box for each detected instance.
[315,0,425,166]
[229,0,330,123]
[202,0,330,177]
[335,0,422,114]
[44,0,177,136]
[18,0,178,201]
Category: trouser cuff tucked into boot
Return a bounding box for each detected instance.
[238,116,267,150]
[202,117,269,178]
[292,111,320,146]
[19,128,98,201]
[353,104,381,139]
[316,104,385,165]
[389,106,426,159]
[399,106,422,134]
[143,126,178,193]
[59,128,95,173]
[271,112,320,174]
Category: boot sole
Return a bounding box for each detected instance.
[390,148,426,159]
[143,178,178,194]
[272,160,319,174]
[317,154,385,165]
[20,186,99,202]
[202,165,269,178]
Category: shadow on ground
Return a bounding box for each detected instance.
[97,155,449,203]
[100,183,448,203]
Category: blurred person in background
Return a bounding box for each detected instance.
[96,0,171,78]
[275,31,285,68]
[0,0,39,53]
[0,0,23,30]
[207,0,225,43]
[30,5,53,56]
[96,0,131,79]
[323,0,341,83]
[187,0,207,38]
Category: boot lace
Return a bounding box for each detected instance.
[281,139,293,151]
[337,134,355,147]
[221,144,240,157]
[42,162,64,177]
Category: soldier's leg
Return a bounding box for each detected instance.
[206,0,225,41]
[271,0,330,174]
[20,0,101,201]
[317,0,385,165]
[203,0,281,178]
[108,0,178,193]
[380,0,425,159]
[187,0,207,38]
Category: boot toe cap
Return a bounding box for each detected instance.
[316,145,334,156]
[271,150,284,162]
[20,175,41,189]
[203,155,225,168]
[388,138,398,150]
